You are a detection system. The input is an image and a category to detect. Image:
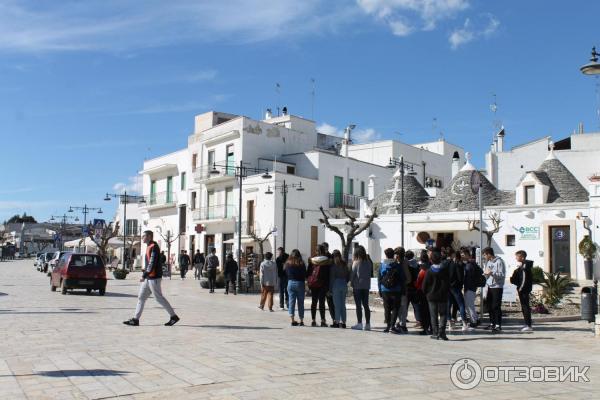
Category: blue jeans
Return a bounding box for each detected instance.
[447,286,467,322]
[287,280,305,319]
[331,279,348,323]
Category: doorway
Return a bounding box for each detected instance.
[436,232,454,249]
[310,226,318,257]
[549,226,571,276]
[204,234,215,254]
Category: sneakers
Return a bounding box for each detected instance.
[390,327,402,334]
[484,324,495,330]
[311,321,317,327]
[291,321,299,326]
[462,322,474,332]
[341,323,346,329]
[400,325,408,334]
[123,318,139,326]
[521,326,533,332]
[351,323,363,330]
[331,322,340,328]
[320,321,328,327]
[165,315,180,326]
[383,327,390,333]
[363,323,371,331]
[258,306,264,310]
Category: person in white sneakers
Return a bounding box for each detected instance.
[510,250,534,332]
[350,246,371,331]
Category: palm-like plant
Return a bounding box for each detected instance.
[540,272,571,306]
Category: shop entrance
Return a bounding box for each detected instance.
[435,232,454,249]
[549,225,571,277]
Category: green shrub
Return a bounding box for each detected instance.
[579,236,597,260]
[540,272,571,306]
[531,266,544,284]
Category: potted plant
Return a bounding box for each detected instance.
[578,236,597,280]
[113,268,129,280]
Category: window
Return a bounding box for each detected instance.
[225,187,234,218]
[180,172,186,191]
[333,176,343,207]
[226,144,234,175]
[125,219,138,236]
[207,190,215,218]
[247,200,255,234]
[192,153,198,170]
[349,179,354,195]
[524,185,535,205]
[286,165,295,175]
[207,150,215,168]
[150,180,157,205]
[360,181,365,197]
[506,234,516,247]
[300,210,305,219]
[191,191,197,210]
[166,176,173,203]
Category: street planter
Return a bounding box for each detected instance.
[113,269,129,280]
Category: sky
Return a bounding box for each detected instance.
[1,0,599,223]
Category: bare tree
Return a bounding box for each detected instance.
[87,222,120,263]
[319,206,378,262]
[248,229,275,261]
[467,211,503,248]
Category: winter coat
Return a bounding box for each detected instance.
[224,258,238,280]
[510,260,533,294]
[422,263,450,302]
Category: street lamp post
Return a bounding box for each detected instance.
[387,156,417,247]
[49,214,76,251]
[104,191,146,270]
[264,180,305,251]
[68,204,103,236]
[580,46,600,334]
[210,160,271,291]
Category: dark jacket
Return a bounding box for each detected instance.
[159,252,167,266]
[179,254,191,268]
[276,253,289,278]
[422,264,449,302]
[448,260,465,289]
[463,261,481,292]
[285,261,307,281]
[378,259,405,294]
[510,260,533,294]
[193,252,205,265]
[224,258,238,280]
[204,254,219,270]
[143,241,162,280]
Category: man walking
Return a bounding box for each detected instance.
[259,252,278,311]
[123,230,179,327]
[179,250,190,280]
[483,247,506,333]
[204,247,219,293]
[276,247,289,309]
[510,250,534,332]
[193,250,205,280]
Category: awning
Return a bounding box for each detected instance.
[223,237,256,245]
[407,221,470,232]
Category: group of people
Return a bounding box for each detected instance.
[124,230,534,340]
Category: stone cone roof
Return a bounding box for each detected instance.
[369,171,430,214]
[532,156,588,203]
[426,169,514,212]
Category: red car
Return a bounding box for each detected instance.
[50,253,107,295]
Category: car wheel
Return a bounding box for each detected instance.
[61,280,67,295]
[98,288,106,296]
[50,279,56,292]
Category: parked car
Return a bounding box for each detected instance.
[39,252,55,272]
[50,253,107,295]
[47,251,72,276]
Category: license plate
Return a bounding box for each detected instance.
[79,280,93,285]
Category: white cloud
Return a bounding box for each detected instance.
[113,176,142,194]
[0,0,351,53]
[449,14,499,49]
[357,0,469,35]
[317,122,380,143]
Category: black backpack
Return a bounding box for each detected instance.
[474,265,487,287]
[381,265,402,289]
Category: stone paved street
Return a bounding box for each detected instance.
[1,259,599,399]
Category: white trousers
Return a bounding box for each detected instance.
[134,279,175,320]
[464,289,479,323]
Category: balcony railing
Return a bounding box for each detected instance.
[194,160,236,182]
[147,191,177,207]
[328,193,363,210]
[193,204,236,221]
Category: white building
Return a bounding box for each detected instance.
[486,126,600,190]
[138,110,461,268]
[325,148,600,283]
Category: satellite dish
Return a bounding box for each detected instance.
[470,171,481,194]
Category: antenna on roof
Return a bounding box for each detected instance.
[310,78,316,121]
[490,93,502,144]
[276,82,281,116]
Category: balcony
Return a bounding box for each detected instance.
[193,204,236,223]
[328,193,363,210]
[194,160,237,184]
[142,191,177,210]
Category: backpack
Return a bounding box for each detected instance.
[381,266,400,289]
[474,264,487,287]
[307,264,323,289]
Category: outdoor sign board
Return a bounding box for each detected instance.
[516,226,540,240]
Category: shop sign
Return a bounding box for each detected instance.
[516,226,539,240]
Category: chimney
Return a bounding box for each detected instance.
[282,106,288,116]
[451,151,460,178]
[578,122,584,134]
[340,124,355,158]
[368,175,376,201]
[497,126,505,152]
[265,108,272,119]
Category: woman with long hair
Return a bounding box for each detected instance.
[350,245,371,330]
[285,249,307,326]
[329,249,350,328]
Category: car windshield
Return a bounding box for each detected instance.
[69,255,104,268]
